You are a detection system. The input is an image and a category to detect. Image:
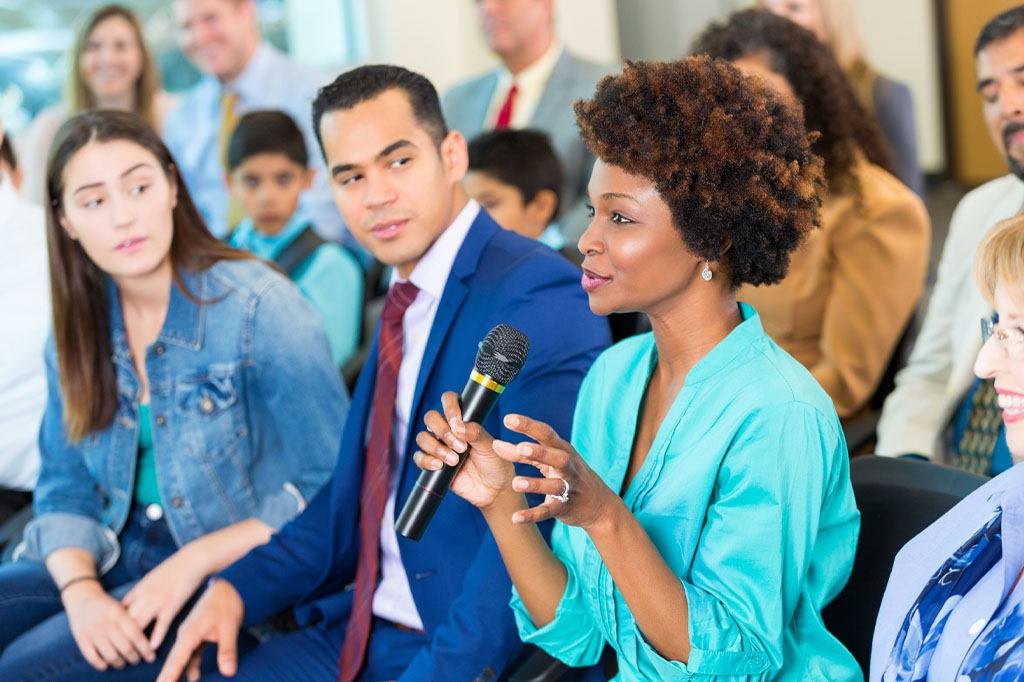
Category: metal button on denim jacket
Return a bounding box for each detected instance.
[19,259,349,572]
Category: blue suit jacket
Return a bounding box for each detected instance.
[219,209,610,680]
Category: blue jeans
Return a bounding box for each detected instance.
[0,506,240,681]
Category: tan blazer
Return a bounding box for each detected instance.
[739,159,930,418]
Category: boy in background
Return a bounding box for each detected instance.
[227,110,363,368]
[465,129,580,265]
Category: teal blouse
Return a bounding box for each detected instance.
[229,209,363,367]
[511,304,861,681]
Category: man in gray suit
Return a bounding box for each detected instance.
[443,0,611,243]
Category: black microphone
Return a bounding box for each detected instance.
[395,324,530,541]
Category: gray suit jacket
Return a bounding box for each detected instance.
[443,50,612,243]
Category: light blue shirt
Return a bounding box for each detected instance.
[229,208,363,367]
[163,43,350,246]
[539,223,567,251]
[512,304,862,681]
[872,463,1024,680]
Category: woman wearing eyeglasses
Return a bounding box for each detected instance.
[871,214,1024,679]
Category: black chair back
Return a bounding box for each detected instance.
[822,455,987,675]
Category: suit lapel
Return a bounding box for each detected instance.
[395,213,499,488]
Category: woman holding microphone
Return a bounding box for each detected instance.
[414,57,860,680]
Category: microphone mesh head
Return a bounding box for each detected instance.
[474,324,530,386]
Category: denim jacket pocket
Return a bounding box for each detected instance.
[175,362,247,461]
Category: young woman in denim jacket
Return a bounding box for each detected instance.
[0,110,348,680]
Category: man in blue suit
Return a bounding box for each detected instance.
[158,65,609,682]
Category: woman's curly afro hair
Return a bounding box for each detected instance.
[574,55,825,288]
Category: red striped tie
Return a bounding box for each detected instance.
[338,280,420,682]
[494,83,518,129]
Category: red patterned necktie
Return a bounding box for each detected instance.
[338,280,420,682]
[494,83,518,129]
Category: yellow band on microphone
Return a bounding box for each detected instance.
[470,369,506,393]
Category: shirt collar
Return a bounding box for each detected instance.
[392,199,480,301]
[538,223,567,251]
[497,40,562,90]
[230,206,311,260]
[223,42,275,101]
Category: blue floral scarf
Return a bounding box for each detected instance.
[958,596,1024,680]
[882,511,1003,681]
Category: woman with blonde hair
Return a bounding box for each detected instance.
[871,214,1024,679]
[761,0,924,196]
[19,4,176,203]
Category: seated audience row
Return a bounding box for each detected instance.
[2,3,1021,682]
[1,55,862,680]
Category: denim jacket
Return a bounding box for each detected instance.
[19,259,349,573]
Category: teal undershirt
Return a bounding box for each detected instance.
[134,403,161,507]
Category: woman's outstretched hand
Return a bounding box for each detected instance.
[413,391,517,509]
[493,414,619,531]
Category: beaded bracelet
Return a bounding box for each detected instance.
[58,575,100,593]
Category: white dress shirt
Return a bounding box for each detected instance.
[0,175,49,491]
[371,200,480,629]
[485,41,563,130]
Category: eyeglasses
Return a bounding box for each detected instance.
[981,314,1024,361]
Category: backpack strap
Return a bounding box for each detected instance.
[274,225,326,278]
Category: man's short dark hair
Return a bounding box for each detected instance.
[976,5,1024,55]
[1,134,17,172]
[311,64,448,156]
[226,110,308,171]
[467,129,564,220]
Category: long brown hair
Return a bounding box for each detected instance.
[68,5,161,129]
[46,110,251,441]
[694,9,895,201]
